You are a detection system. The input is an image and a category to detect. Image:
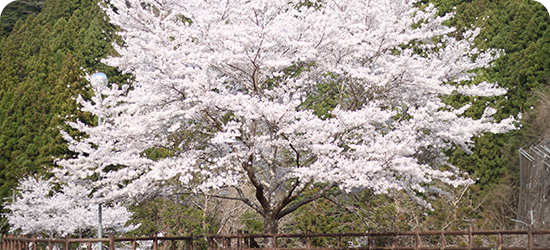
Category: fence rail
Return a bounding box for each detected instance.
[3,226,550,250]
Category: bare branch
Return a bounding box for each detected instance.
[277,182,337,220]
[207,193,264,216]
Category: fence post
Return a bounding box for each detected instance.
[441,231,446,250]
[87,241,92,250]
[244,231,249,248]
[337,236,341,249]
[23,235,28,250]
[528,226,534,250]
[32,236,37,250]
[154,233,158,250]
[306,230,312,249]
[189,232,194,250]
[391,233,396,250]
[224,234,229,249]
[109,235,115,250]
[368,228,373,250]
[25,235,30,250]
[132,240,136,250]
[17,234,21,250]
[273,234,277,249]
[48,240,52,250]
[237,230,242,250]
[65,235,70,250]
[498,233,503,249]
[415,228,421,250]
[468,226,473,250]
[208,230,214,250]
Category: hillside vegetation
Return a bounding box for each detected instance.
[0,0,548,236]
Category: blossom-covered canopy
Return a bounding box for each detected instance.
[56,0,516,233]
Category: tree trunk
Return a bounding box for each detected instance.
[263,214,278,234]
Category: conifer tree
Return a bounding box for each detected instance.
[0,0,125,234]
[435,0,550,188]
[0,0,43,35]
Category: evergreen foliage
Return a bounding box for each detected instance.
[0,0,548,236]
[128,196,217,238]
[0,0,43,35]
[0,0,125,234]
[435,0,550,189]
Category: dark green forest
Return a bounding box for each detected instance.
[0,0,128,233]
[0,0,549,237]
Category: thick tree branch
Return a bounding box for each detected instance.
[207,193,264,216]
[243,154,271,214]
[276,182,337,220]
[273,177,302,215]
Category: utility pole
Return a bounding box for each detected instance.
[91,72,108,250]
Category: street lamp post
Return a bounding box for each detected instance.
[91,72,108,250]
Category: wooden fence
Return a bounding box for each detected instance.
[3,226,550,250]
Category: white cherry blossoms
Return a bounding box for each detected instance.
[55,0,516,216]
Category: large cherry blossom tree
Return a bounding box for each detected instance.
[56,0,517,233]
